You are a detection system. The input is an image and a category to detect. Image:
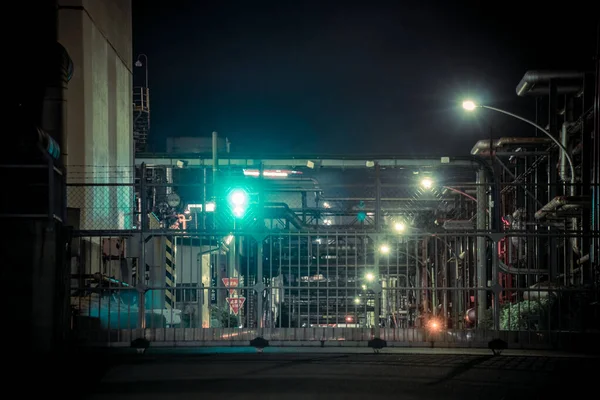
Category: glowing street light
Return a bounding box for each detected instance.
[420,178,433,190]
[394,222,406,232]
[462,100,477,111]
[365,272,375,282]
[354,298,361,305]
[379,244,390,254]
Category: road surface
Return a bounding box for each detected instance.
[64,349,597,399]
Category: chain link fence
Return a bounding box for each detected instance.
[67,184,135,230]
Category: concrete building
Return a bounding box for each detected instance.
[59,0,134,229]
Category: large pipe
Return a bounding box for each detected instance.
[471,137,551,155]
[525,85,583,96]
[41,42,73,167]
[476,169,487,326]
[516,70,584,97]
[497,261,547,275]
[559,123,570,183]
[534,196,589,219]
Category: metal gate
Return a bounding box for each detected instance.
[66,159,599,349]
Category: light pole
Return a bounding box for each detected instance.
[135,54,149,88]
[462,100,576,194]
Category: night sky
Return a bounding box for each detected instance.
[133,1,598,156]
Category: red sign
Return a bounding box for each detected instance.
[226,297,246,315]
[222,278,239,295]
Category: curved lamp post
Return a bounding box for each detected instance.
[135,54,149,88]
[462,100,576,194]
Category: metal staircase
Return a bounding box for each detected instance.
[133,86,150,153]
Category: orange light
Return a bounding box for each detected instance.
[427,319,442,332]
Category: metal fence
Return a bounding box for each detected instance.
[66,163,599,350]
[68,230,599,349]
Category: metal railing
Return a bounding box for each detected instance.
[69,230,599,350]
[133,86,149,113]
[66,164,599,350]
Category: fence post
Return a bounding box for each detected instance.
[490,233,505,332]
[138,163,147,330]
[374,235,381,339]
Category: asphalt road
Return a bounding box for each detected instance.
[71,350,597,400]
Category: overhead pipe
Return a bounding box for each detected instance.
[495,137,551,147]
[263,202,385,231]
[534,196,589,219]
[516,70,584,97]
[266,177,321,189]
[498,261,547,275]
[525,85,583,97]
[135,155,500,230]
[471,137,551,155]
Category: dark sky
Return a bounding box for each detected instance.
[133,0,598,156]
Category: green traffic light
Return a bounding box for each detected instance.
[228,189,249,218]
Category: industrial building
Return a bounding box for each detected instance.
[67,63,600,347]
[5,1,599,352]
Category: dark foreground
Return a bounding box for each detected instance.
[36,349,598,399]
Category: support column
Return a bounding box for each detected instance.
[373,238,381,338]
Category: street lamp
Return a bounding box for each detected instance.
[394,222,406,232]
[135,54,149,88]
[462,100,476,111]
[379,244,390,254]
[420,177,433,190]
[462,100,575,193]
[365,272,375,282]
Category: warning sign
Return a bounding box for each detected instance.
[226,297,246,315]
[222,277,239,295]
